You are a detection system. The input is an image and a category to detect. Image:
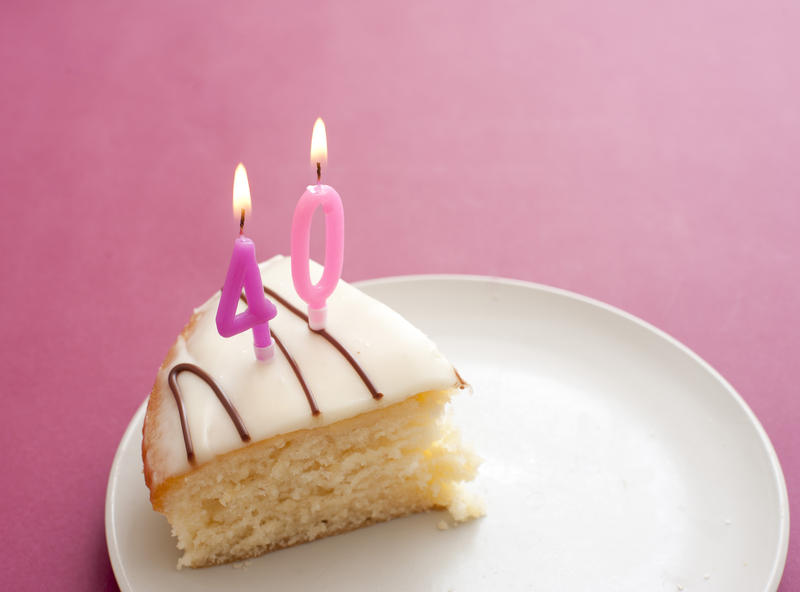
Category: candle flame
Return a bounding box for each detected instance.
[310,117,328,168]
[232,163,251,221]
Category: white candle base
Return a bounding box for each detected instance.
[308,306,327,331]
[254,342,275,362]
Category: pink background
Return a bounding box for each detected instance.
[1,1,797,589]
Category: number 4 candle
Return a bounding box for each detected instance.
[216,164,278,361]
[291,118,344,331]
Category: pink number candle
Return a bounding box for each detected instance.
[291,118,344,331]
[216,163,278,361]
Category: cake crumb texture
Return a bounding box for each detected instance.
[151,388,481,568]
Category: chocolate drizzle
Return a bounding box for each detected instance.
[168,280,385,462]
[453,368,469,390]
[271,330,321,416]
[238,291,320,416]
[168,363,250,463]
[262,284,383,400]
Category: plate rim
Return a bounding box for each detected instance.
[106,273,790,592]
[106,398,148,592]
[358,273,790,590]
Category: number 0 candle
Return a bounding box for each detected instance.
[216,164,278,361]
[291,118,344,331]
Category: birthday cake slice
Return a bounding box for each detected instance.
[142,255,482,568]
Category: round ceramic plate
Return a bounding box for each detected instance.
[106,276,789,591]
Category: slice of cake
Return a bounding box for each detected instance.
[142,255,482,568]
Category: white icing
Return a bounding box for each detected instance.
[154,255,459,477]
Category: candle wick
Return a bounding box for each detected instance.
[316,162,321,184]
[240,208,245,235]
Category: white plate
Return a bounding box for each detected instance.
[106,276,789,592]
